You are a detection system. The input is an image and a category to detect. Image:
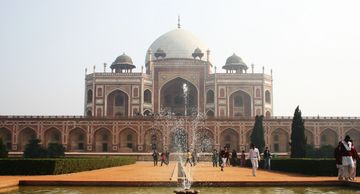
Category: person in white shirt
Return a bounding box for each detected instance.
[249,143,260,176]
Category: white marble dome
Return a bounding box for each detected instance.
[145,28,210,63]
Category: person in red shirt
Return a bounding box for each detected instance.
[349,140,360,181]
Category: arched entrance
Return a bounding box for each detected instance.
[271,128,289,152]
[144,128,163,152]
[160,77,198,116]
[68,128,87,151]
[119,128,137,152]
[170,128,188,152]
[18,127,37,151]
[229,90,251,117]
[320,128,338,147]
[220,128,239,151]
[44,128,62,147]
[93,128,112,152]
[305,129,314,145]
[107,90,129,117]
[194,128,214,152]
[0,127,12,150]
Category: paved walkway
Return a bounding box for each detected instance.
[0,162,359,188]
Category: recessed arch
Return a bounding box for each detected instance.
[44,127,62,147]
[87,89,93,104]
[220,128,239,151]
[265,90,271,104]
[18,127,37,151]
[305,129,314,145]
[160,77,198,116]
[206,110,215,117]
[345,129,360,151]
[119,128,138,152]
[271,128,289,152]
[107,89,129,117]
[194,128,214,152]
[320,128,338,147]
[170,128,188,152]
[144,128,163,152]
[144,89,152,104]
[229,90,251,117]
[206,90,214,104]
[68,127,87,151]
[93,128,112,152]
[0,127,12,150]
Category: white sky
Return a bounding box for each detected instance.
[0,0,359,116]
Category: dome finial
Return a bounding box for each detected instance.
[177,15,181,29]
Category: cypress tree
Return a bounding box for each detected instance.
[0,138,8,158]
[250,115,265,152]
[290,106,307,158]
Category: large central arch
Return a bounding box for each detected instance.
[160,77,198,116]
[107,90,129,117]
[229,90,251,117]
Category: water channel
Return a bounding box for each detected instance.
[2,186,359,194]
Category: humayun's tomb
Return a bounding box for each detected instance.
[0,22,359,153]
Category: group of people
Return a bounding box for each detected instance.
[211,145,271,176]
[334,135,360,181]
[152,150,170,166]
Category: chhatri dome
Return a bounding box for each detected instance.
[145,21,210,63]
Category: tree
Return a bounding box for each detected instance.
[0,138,8,158]
[23,139,47,158]
[290,106,307,158]
[250,115,265,153]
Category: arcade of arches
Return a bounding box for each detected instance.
[160,78,198,116]
[0,119,359,152]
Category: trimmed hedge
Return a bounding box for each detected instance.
[246,158,360,176]
[0,157,135,175]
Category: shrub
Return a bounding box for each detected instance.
[0,157,135,175]
[47,143,65,158]
[0,138,8,158]
[305,144,334,158]
[246,158,360,176]
[23,139,47,158]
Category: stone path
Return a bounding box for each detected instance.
[0,161,359,189]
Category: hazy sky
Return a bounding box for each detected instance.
[1,0,359,116]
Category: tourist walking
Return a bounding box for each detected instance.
[350,140,360,181]
[185,149,193,167]
[225,148,230,167]
[340,135,354,180]
[231,149,238,166]
[334,141,344,180]
[212,149,218,167]
[220,148,227,171]
[263,147,271,170]
[192,150,197,166]
[152,150,158,166]
[160,151,167,166]
[249,143,260,176]
[240,150,246,167]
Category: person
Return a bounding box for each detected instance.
[165,149,170,165]
[349,140,360,181]
[231,149,238,166]
[152,150,158,166]
[263,147,271,170]
[249,143,260,176]
[240,150,246,167]
[340,135,354,180]
[212,149,218,167]
[218,149,222,167]
[334,141,344,180]
[185,149,193,167]
[220,148,227,171]
[225,148,230,167]
[160,151,167,166]
[192,150,197,166]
